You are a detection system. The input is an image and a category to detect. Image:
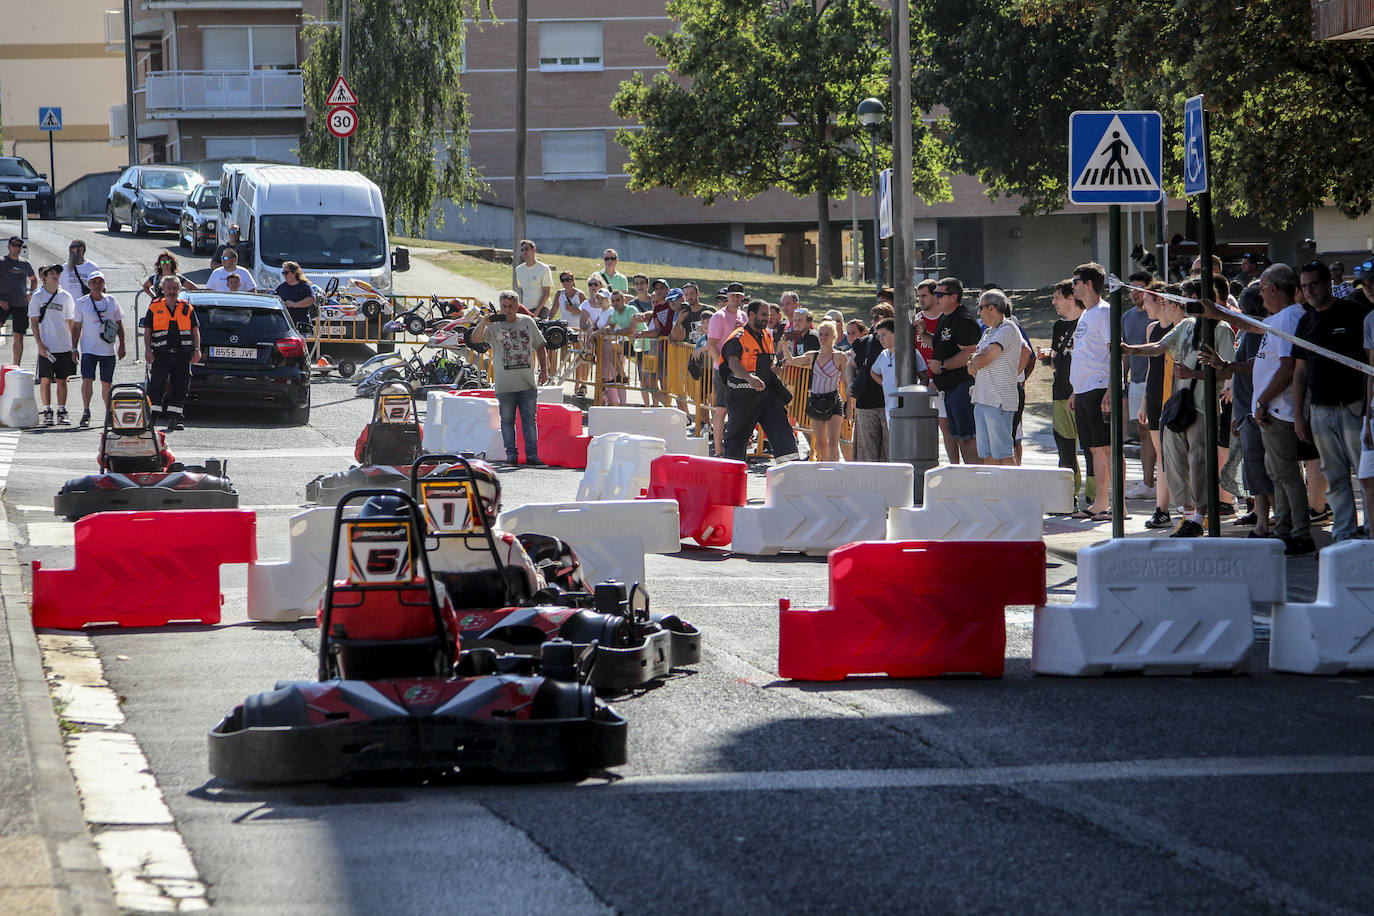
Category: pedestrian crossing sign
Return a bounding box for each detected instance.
[38,107,62,131]
[1068,110,1162,205]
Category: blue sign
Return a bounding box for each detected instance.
[38,107,62,131]
[1183,95,1208,196]
[1068,110,1163,205]
[878,168,893,240]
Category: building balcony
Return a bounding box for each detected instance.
[143,70,304,119]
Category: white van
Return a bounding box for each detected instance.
[225,165,409,294]
[214,162,263,248]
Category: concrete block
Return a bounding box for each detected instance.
[1271,540,1374,674]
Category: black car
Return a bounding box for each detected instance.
[106,165,203,235]
[0,157,55,219]
[186,291,311,424]
[178,181,220,254]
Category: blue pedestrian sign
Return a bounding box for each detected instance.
[38,107,62,131]
[1068,110,1162,205]
[1183,95,1208,196]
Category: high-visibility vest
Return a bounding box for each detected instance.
[724,325,774,374]
[147,297,195,351]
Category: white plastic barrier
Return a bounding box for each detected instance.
[1032,538,1284,676]
[246,507,343,622]
[731,462,914,556]
[422,392,504,458]
[576,433,667,501]
[1271,541,1374,674]
[587,406,709,457]
[0,368,39,429]
[496,499,680,589]
[888,465,1074,542]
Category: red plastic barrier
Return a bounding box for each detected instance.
[453,388,496,398]
[31,509,257,629]
[0,364,16,397]
[645,454,748,547]
[778,540,1046,680]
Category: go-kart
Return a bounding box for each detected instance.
[53,384,237,521]
[305,380,425,504]
[413,455,701,690]
[208,490,627,783]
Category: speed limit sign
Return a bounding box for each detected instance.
[326,106,358,139]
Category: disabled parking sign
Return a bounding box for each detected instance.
[1068,110,1162,205]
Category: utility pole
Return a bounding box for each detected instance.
[338,0,350,170]
[123,0,137,165]
[512,0,528,289]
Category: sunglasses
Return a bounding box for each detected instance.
[7,242,21,248]
[935,291,956,298]
[69,245,85,251]
[604,256,617,261]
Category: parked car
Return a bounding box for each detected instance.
[0,157,55,219]
[106,165,203,236]
[178,181,220,254]
[185,291,311,424]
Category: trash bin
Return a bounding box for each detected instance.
[889,383,939,504]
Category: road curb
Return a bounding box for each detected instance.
[0,498,118,915]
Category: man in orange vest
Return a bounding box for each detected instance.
[719,298,799,462]
[140,275,201,430]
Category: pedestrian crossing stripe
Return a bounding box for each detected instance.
[1070,115,1160,193]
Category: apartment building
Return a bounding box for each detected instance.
[0,1,126,187]
[120,0,325,165]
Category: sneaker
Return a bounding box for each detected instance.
[1283,535,1316,556]
[1125,482,1156,500]
[78,409,91,427]
[164,419,184,432]
[55,407,70,425]
[1234,512,1257,526]
[1145,508,1172,529]
[40,408,53,427]
[1217,502,1236,517]
[1170,519,1204,538]
[522,458,544,467]
[1310,507,1332,524]
[1246,530,1276,539]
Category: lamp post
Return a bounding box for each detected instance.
[856,97,885,294]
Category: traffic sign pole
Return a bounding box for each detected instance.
[1110,205,1125,538]
[1196,108,1221,539]
[48,132,55,192]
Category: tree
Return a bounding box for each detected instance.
[299,0,489,235]
[917,0,1374,227]
[613,0,950,286]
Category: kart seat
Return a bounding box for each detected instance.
[356,423,423,466]
[436,567,532,610]
[323,582,458,680]
[101,428,171,474]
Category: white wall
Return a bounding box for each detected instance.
[1314,208,1373,255]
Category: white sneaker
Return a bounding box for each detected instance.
[1125,482,1156,499]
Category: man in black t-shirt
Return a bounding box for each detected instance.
[1292,259,1372,541]
[927,277,981,464]
[0,236,36,365]
[846,302,893,461]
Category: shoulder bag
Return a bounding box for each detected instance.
[1160,379,1197,433]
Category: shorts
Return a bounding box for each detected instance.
[0,297,29,334]
[1128,381,1146,424]
[805,390,843,420]
[713,369,728,408]
[37,350,75,380]
[973,403,1016,460]
[941,379,976,440]
[1360,418,1374,480]
[1074,387,1111,449]
[81,352,116,383]
[931,389,946,419]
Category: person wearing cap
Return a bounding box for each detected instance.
[141,275,202,431]
[705,286,746,456]
[596,249,629,292]
[207,248,255,292]
[514,239,553,318]
[720,298,799,463]
[211,225,241,269]
[0,236,36,365]
[1351,264,1374,309]
[29,264,78,426]
[669,283,710,345]
[1238,253,1263,285]
[61,239,99,305]
[71,270,126,426]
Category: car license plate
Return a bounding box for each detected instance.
[14,192,35,199]
[209,346,257,359]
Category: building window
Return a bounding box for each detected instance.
[538,21,602,71]
[202,26,297,70]
[204,135,300,164]
[541,130,606,180]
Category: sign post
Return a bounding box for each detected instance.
[1069,110,1163,538]
[327,76,358,169]
[38,107,61,190]
[1183,94,1221,538]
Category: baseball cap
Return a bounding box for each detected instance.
[652,278,669,290]
[665,287,684,302]
[726,281,746,294]
[87,270,105,281]
[716,287,730,301]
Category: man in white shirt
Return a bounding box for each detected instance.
[1068,261,1112,517]
[1251,263,1312,554]
[206,248,256,292]
[71,271,126,426]
[513,239,552,318]
[29,264,77,425]
[60,239,99,304]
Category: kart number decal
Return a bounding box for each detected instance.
[418,480,481,534]
[346,520,413,583]
[377,393,414,424]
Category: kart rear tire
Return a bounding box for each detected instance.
[362,300,381,318]
[404,313,427,336]
[337,359,357,379]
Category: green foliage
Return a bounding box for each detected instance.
[920,0,1374,227]
[299,0,490,235]
[613,0,951,284]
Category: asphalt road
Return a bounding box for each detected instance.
[8,221,1374,914]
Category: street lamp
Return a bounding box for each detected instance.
[856,97,885,294]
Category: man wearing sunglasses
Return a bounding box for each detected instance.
[0,237,35,365]
[597,249,629,292]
